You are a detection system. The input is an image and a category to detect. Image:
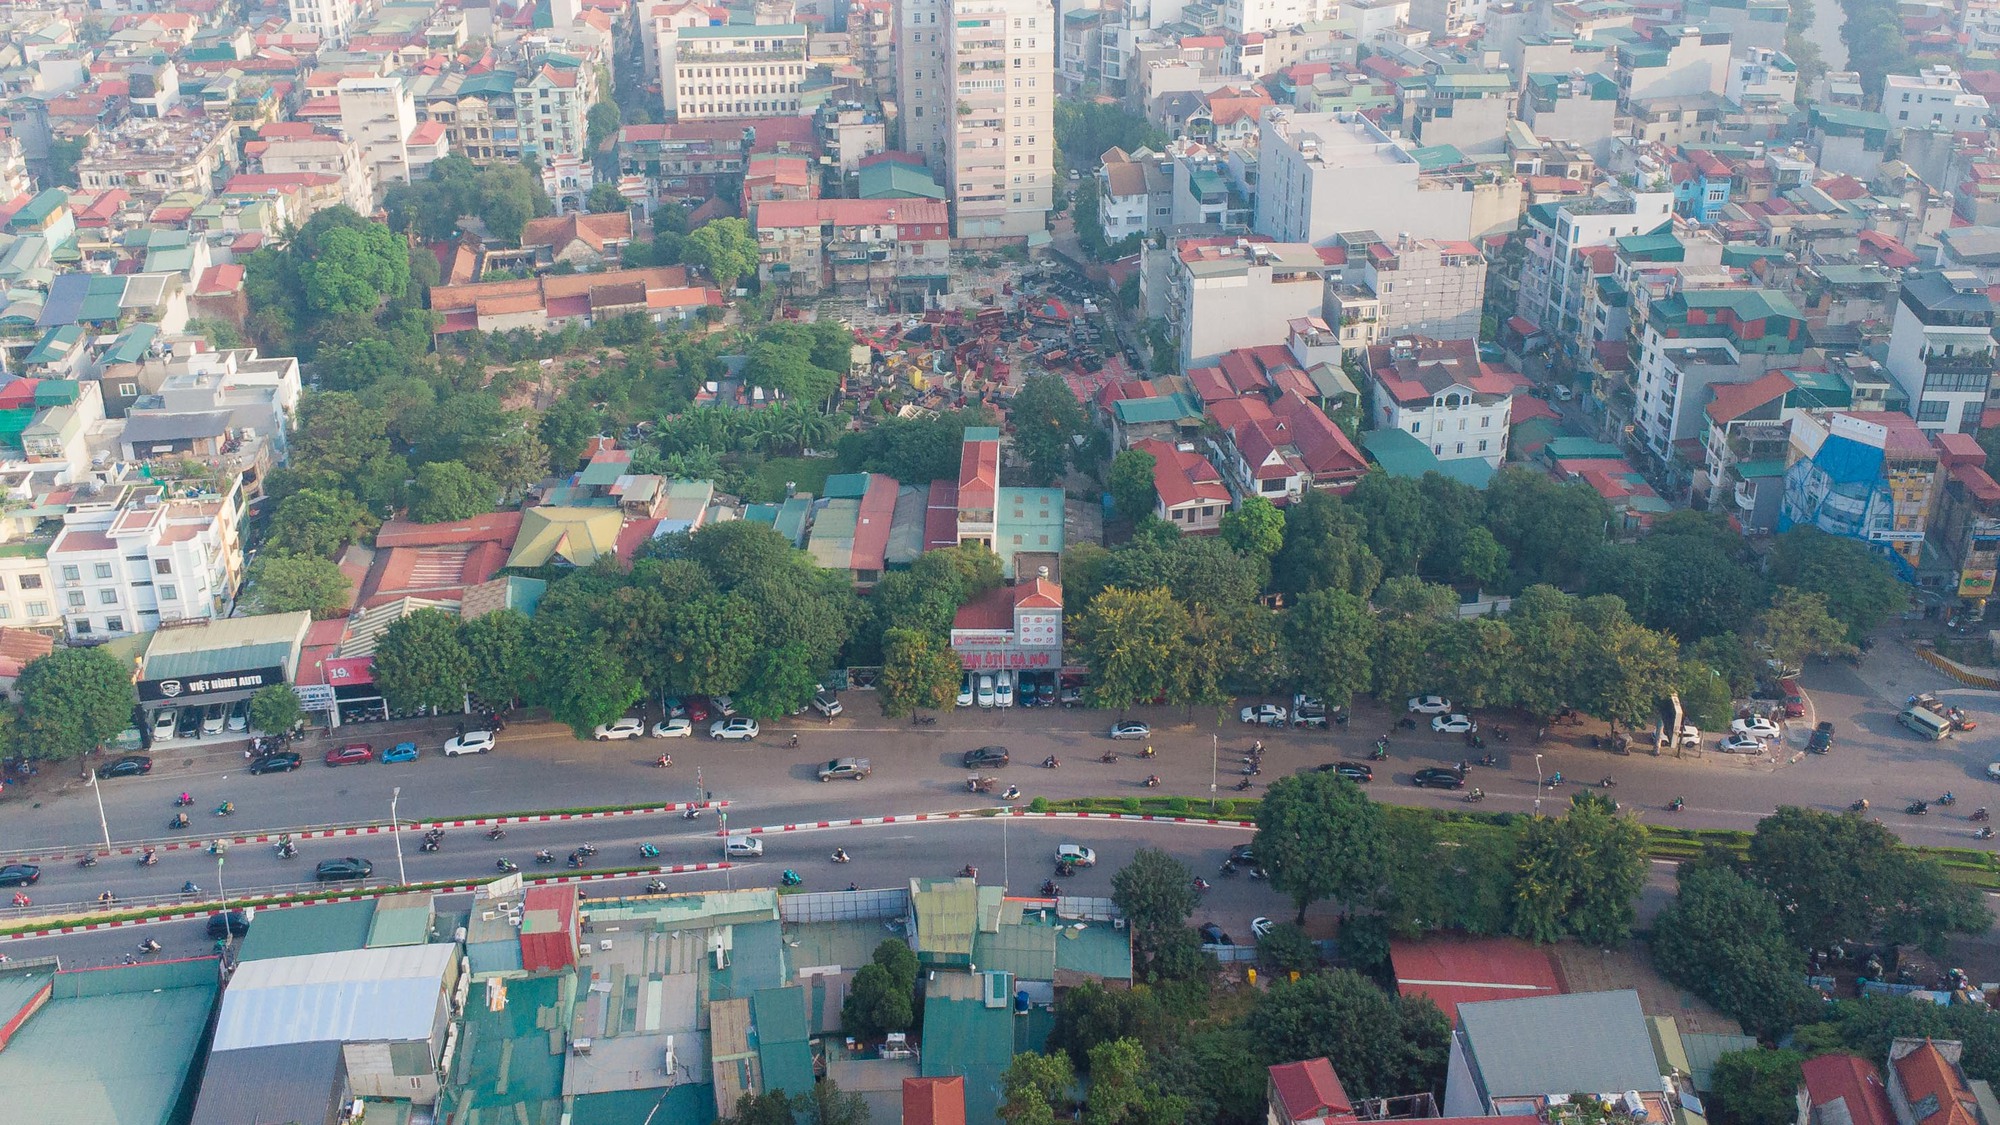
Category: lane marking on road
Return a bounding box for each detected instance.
[723,808,1256,838]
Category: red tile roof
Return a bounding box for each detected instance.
[1390,935,1563,1024]
[958,436,998,510]
[851,473,900,573]
[952,583,1015,631]
[375,511,523,548]
[521,211,633,253]
[1133,438,1230,512]
[195,264,245,295]
[1269,1058,1355,1124]
[1705,371,1796,425]
[904,1077,966,1125]
[1896,1043,1982,1125]
[1934,431,1985,468]
[925,479,960,550]
[755,198,949,230]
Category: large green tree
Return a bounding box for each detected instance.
[1255,771,1387,923]
[1285,588,1377,709]
[1070,587,1189,710]
[842,938,919,1039]
[15,647,136,761]
[371,608,471,715]
[548,641,645,735]
[404,461,496,524]
[1710,1050,1806,1125]
[684,217,758,292]
[1755,587,1857,671]
[248,683,303,736]
[1652,862,1818,1037]
[1111,848,1199,952]
[1767,526,1905,643]
[1109,449,1158,523]
[300,222,410,319]
[1001,1051,1076,1125]
[1746,806,1990,954]
[1010,375,1089,485]
[1510,799,1646,945]
[877,627,963,717]
[461,609,534,708]
[1242,970,1449,1098]
[249,553,354,619]
[268,488,379,558]
[1218,495,1284,558]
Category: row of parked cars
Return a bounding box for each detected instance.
[957,671,1071,709]
[147,701,249,743]
[1239,695,1341,729]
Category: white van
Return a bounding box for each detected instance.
[1899,705,1952,740]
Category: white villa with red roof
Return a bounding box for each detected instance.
[1365,336,1525,467]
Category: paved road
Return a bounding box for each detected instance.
[6,643,2000,860]
[0,816,1275,969]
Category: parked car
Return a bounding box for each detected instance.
[1056,844,1097,867]
[977,674,996,708]
[207,909,253,938]
[1109,722,1150,740]
[151,709,178,743]
[1731,716,1783,740]
[1719,732,1768,753]
[226,701,249,733]
[1059,686,1084,707]
[811,692,843,719]
[96,755,152,779]
[710,717,761,741]
[710,695,737,717]
[1198,923,1233,945]
[1658,724,1701,749]
[726,837,764,857]
[818,757,872,781]
[963,745,1011,768]
[444,730,496,756]
[1807,722,1835,754]
[594,718,647,741]
[661,697,689,719]
[1431,714,1477,734]
[381,742,419,764]
[201,704,227,736]
[1780,679,1806,718]
[0,863,40,887]
[1228,844,1255,865]
[1411,767,1466,790]
[995,671,1015,708]
[175,708,201,739]
[1315,762,1373,783]
[956,675,975,708]
[1292,695,1325,717]
[1240,704,1288,726]
[323,743,375,767]
[685,698,711,723]
[1407,695,1453,714]
[313,857,374,881]
[1293,712,1329,729]
[248,752,302,774]
[651,718,692,739]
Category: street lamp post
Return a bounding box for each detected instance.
[1210,735,1218,813]
[1534,754,1543,817]
[390,786,407,887]
[88,768,111,850]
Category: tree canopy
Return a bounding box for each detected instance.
[15,648,136,761]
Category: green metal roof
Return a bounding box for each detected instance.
[1733,459,1786,479]
[23,324,79,365]
[858,162,947,200]
[963,426,1001,441]
[822,471,871,500]
[972,912,1058,981]
[437,971,569,1122]
[235,900,378,960]
[1616,231,1684,260]
[7,189,66,231]
[753,987,816,1096]
[1411,143,1468,171]
[1361,429,1494,487]
[1544,436,1628,460]
[1112,392,1201,425]
[100,323,158,366]
[0,958,219,1125]
[1810,104,1890,133]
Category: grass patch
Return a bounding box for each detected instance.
[749,456,833,503]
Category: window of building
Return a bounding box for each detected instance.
[154,559,172,575]
[1455,443,1465,455]
[59,564,77,582]
[1917,400,1951,422]
[25,600,44,617]
[67,591,84,608]
[1480,415,1491,428]
[1478,440,1489,452]
[93,563,112,579]
[159,584,176,601]
[73,618,90,633]
[1409,422,1421,434]
[99,589,117,605]
[106,616,122,633]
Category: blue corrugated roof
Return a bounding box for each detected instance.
[1814,434,1882,485]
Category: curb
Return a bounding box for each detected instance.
[727,808,1256,836]
[0,862,734,941]
[8,802,732,866]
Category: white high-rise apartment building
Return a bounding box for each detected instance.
[289,0,364,47]
[899,0,1055,238]
[337,77,417,188]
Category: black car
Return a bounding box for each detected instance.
[97,755,153,779]
[248,752,302,775]
[1412,767,1466,790]
[207,910,252,938]
[0,863,40,887]
[1315,762,1373,783]
[1198,923,1234,945]
[962,746,1011,769]
[314,857,373,882]
[1228,843,1255,865]
[1807,721,1835,754]
[175,707,202,739]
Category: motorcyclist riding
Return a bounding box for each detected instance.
[831,848,850,863]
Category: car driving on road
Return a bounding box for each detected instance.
[314,858,373,882]
[962,746,1010,768]
[1410,767,1466,790]
[726,837,764,857]
[0,864,39,887]
[1109,722,1150,740]
[248,752,302,774]
[1314,762,1373,783]
[1056,844,1097,867]
[818,757,872,781]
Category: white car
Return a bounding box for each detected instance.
[1240,704,1288,726]
[151,709,178,743]
[710,717,761,741]
[1988,761,2000,782]
[593,717,647,741]
[226,701,249,733]
[652,718,693,739]
[1719,732,1768,753]
[1055,844,1097,868]
[977,674,996,708]
[995,670,1015,708]
[443,730,496,756]
[1408,695,1453,714]
[1251,917,1275,938]
[1659,724,1701,749]
[710,695,737,717]
[725,837,764,858]
[1110,721,1151,740]
[956,676,974,708]
[1431,713,1477,734]
[1731,716,1783,740]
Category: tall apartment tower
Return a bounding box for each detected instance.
[898,0,1056,238]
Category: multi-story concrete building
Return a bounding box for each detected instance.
[337,77,418,191]
[666,25,808,123]
[1631,283,1808,462]
[1170,239,1333,367]
[247,128,374,217]
[48,483,245,641]
[1515,185,1675,350]
[897,0,950,162]
[1885,270,2000,436]
[1519,72,1622,165]
[289,0,362,47]
[1883,66,1991,137]
[415,71,521,167]
[1365,336,1515,467]
[76,117,233,206]
[1255,109,1518,244]
[1404,70,1515,156]
[518,57,600,163]
[1615,25,1732,102]
[1782,409,1940,578]
[753,198,951,299]
[1725,46,1799,108]
[1327,232,1488,344]
[941,0,1056,239]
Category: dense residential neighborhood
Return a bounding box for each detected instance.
[4,0,2000,1123]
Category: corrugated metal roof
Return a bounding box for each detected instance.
[6,959,221,1125]
[1459,990,1660,1101]
[212,944,454,1051]
[143,612,311,680]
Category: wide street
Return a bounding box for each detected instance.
[5,632,2000,965]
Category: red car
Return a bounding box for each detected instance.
[324,743,375,767]
[684,697,711,722]
[1780,679,1806,719]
